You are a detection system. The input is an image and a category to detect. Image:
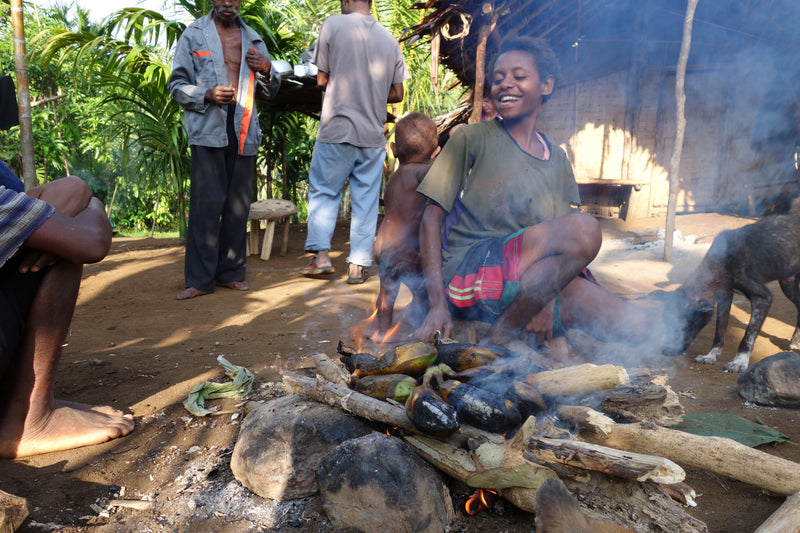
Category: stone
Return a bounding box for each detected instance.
[738,351,800,408]
[316,433,454,533]
[231,395,374,499]
[0,489,29,532]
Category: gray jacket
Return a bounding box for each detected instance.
[168,12,280,156]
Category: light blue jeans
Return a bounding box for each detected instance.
[305,141,385,267]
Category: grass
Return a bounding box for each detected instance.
[114,228,180,239]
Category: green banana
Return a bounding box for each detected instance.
[350,374,417,403]
[351,341,438,378]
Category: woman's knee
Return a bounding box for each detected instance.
[557,213,601,260]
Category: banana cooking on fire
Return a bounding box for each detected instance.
[340,342,438,378]
[405,367,459,436]
[436,372,522,433]
[350,374,418,403]
[433,340,500,372]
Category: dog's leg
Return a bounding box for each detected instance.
[726,283,773,373]
[779,275,800,350]
[694,291,731,366]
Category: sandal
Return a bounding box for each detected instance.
[346,265,370,285]
[300,256,335,276]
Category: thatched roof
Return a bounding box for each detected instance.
[404,0,800,92]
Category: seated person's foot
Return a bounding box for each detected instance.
[176,287,212,300]
[216,280,250,291]
[0,400,135,458]
[347,263,369,285]
[300,255,334,276]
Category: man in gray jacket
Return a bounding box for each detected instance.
[168,0,279,300]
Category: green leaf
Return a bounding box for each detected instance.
[669,412,794,448]
[183,355,255,417]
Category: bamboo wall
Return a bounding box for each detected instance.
[536,51,792,219]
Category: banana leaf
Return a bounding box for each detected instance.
[183,355,255,416]
[669,412,793,447]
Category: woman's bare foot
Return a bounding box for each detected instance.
[0,401,135,458]
[176,287,212,300]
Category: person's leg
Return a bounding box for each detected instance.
[181,146,228,297]
[488,213,601,342]
[346,146,385,271]
[0,261,134,458]
[376,259,401,335]
[304,142,355,267]
[557,275,657,346]
[215,153,254,288]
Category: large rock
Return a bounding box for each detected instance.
[316,433,454,532]
[231,395,374,499]
[738,351,800,408]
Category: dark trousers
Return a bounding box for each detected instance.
[184,109,254,291]
[0,258,45,378]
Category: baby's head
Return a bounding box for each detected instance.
[393,112,439,164]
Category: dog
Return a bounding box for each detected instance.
[660,214,800,372]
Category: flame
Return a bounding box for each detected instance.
[464,489,498,515]
[373,320,402,345]
[347,307,378,352]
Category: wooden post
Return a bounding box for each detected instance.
[664,0,698,261]
[468,3,497,124]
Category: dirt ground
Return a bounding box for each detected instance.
[4,213,800,533]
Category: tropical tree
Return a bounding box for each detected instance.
[21,0,459,233]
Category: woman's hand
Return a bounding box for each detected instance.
[413,303,453,342]
[524,298,556,345]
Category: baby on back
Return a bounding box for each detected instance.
[373,112,441,337]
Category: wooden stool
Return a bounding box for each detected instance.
[247,199,297,261]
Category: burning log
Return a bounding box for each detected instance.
[525,436,685,484]
[523,363,630,397]
[404,417,559,513]
[754,490,800,533]
[558,405,800,496]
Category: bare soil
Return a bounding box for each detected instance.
[4,214,800,533]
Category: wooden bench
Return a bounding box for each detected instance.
[247,199,297,261]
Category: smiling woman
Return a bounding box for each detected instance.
[413,36,662,359]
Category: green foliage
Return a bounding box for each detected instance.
[2,0,459,233]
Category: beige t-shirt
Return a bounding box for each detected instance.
[313,13,410,148]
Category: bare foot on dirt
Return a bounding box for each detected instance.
[176,287,212,300]
[216,280,250,291]
[0,401,135,458]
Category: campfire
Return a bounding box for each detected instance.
[277,336,800,532]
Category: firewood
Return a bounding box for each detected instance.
[0,489,29,533]
[525,436,685,484]
[754,490,800,533]
[660,482,698,507]
[311,352,350,386]
[523,363,630,397]
[576,382,685,426]
[558,405,800,496]
[283,371,415,431]
[404,417,559,513]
